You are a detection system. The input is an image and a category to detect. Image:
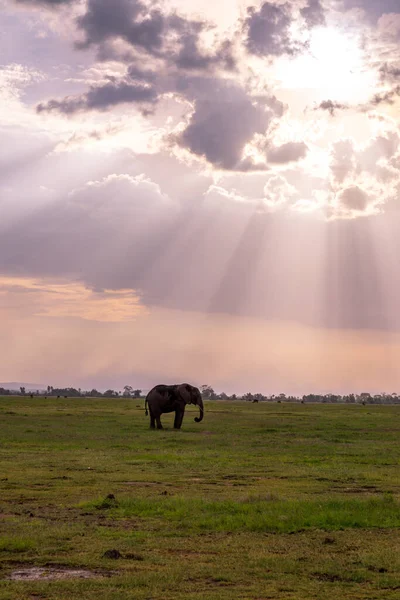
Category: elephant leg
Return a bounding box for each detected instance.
[149,408,156,429]
[174,408,185,429]
[155,414,163,430]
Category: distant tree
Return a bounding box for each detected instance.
[104,389,118,398]
[229,394,237,400]
[20,386,26,395]
[123,385,133,397]
[200,385,216,399]
[133,389,142,398]
[253,393,266,402]
[359,392,371,404]
[243,393,254,402]
[345,394,356,404]
[51,387,81,397]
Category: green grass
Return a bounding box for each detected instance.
[0,397,399,599]
[84,494,400,533]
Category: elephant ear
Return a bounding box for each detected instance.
[177,383,192,404]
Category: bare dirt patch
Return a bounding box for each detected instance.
[6,566,108,581]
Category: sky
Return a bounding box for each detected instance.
[1,0,400,395]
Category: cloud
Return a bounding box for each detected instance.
[330,139,356,183]
[0,276,146,322]
[314,100,349,116]
[368,85,400,107]
[267,141,308,164]
[15,0,73,5]
[205,175,307,213]
[359,132,400,168]
[378,12,400,38]
[336,185,371,211]
[300,0,326,27]
[33,0,237,125]
[36,79,158,113]
[76,0,165,54]
[0,173,178,290]
[342,0,400,21]
[75,0,234,71]
[244,2,300,57]
[176,77,283,170]
[175,38,235,72]
[379,63,400,82]
[3,0,400,359]
[1,164,400,333]
[327,131,400,218]
[263,174,298,208]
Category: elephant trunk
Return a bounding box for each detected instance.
[194,397,204,423]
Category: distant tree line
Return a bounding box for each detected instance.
[1,384,400,405]
[200,386,400,405]
[0,384,142,398]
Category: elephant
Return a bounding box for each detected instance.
[145,383,204,429]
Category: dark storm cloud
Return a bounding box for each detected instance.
[76,0,165,54]
[127,64,158,84]
[36,0,237,117]
[244,2,300,57]
[75,0,234,70]
[36,79,158,113]
[175,38,235,72]
[267,142,308,164]
[176,77,283,170]
[300,0,326,27]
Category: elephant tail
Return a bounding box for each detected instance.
[144,395,148,416]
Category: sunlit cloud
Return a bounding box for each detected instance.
[0,276,146,321]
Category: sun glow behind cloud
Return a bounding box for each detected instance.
[275,26,378,103]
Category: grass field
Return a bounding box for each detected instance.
[0,397,399,599]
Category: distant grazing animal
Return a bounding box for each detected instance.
[145,384,204,430]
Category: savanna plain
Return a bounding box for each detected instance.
[0,397,399,599]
